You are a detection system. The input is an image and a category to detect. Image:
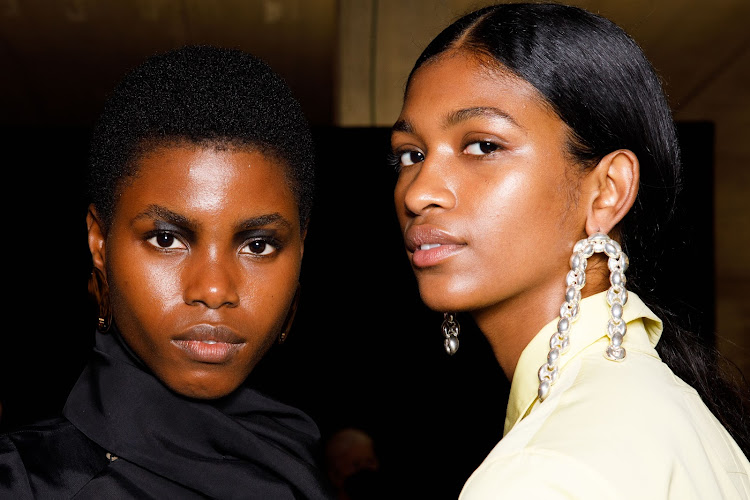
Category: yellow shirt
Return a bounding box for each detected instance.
[459,291,750,499]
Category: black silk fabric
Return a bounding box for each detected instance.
[0,331,332,499]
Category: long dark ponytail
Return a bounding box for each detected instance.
[407,3,749,453]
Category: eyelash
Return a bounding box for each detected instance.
[389,139,503,171]
[146,231,186,251]
[386,151,404,171]
[239,238,280,257]
[387,149,425,172]
[464,140,502,156]
[145,231,282,257]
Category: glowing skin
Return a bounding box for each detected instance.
[88,145,304,399]
[392,52,601,378]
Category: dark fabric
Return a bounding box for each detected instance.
[1,331,332,499]
[0,418,108,498]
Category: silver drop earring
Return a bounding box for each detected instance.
[442,313,460,355]
[537,233,629,402]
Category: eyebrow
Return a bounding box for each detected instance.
[133,205,292,232]
[444,106,522,129]
[133,204,196,229]
[391,119,414,134]
[391,106,522,137]
[236,213,292,231]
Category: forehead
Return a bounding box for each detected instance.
[400,51,557,127]
[116,144,299,224]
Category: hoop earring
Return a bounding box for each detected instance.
[442,313,460,355]
[278,285,301,344]
[88,267,112,333]
[537,233,629,402]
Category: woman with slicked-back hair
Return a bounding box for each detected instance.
[391,3,750,498]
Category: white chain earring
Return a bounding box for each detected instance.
[537,233,629,402]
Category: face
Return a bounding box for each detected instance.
[392,52,587,316]
[89,145,304,399]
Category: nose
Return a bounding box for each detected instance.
[183,250,240,309]
[399,157,456,217]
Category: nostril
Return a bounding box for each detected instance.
[183,265,241,309]
[400,165,456,215]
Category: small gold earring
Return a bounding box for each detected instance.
[278,285,301,344]
[89,267,112,332]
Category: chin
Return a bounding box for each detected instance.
[418,288,472,313]
[166,373,245,400]
[420,295,456,312]
[416,276,483,312]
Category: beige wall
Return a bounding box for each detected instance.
[336,0,750,380]
[336,0,461,126]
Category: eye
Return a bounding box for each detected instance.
[147,232,186,250]
[399,150,425,167]
[464,141,500,156]
[241,239,277,256]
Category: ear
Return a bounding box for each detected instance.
[582,149,639,236]
[87,205,107,276]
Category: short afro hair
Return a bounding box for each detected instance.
[88,45,315,230]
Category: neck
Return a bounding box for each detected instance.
[474,257,610,380]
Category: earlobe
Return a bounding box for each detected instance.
[87,205,112,332]
[87,205,107,275]
[584,149,639,236]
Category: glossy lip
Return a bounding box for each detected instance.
[171,324,245,364]
[404,224,467,268]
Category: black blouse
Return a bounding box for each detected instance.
[0,330,332,499]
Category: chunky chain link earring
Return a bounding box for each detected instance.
[442,313,460,355]
[537,233,629,402]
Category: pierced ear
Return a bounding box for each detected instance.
[583,149,639,236]
[87,205,107,276]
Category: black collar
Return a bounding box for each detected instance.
[63,329,331,499]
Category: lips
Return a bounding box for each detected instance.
[404,224,466,268]
[172,325,245,364]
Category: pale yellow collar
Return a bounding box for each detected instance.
[503,291,663,436]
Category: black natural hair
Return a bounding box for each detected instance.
[407,3,749,453]
[88,45,315,231]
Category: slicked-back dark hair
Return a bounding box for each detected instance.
[407,3,749,453]
[88,45,315,230]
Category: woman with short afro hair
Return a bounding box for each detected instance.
[0,45,332,499]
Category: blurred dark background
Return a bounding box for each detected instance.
[1,1,746,498]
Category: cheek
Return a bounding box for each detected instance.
[393,178,409,225]
[242,253,301,313]
[471,171,533,227]
[468,170,571,263]
[486,166,568,220]
[108,249,182,329]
